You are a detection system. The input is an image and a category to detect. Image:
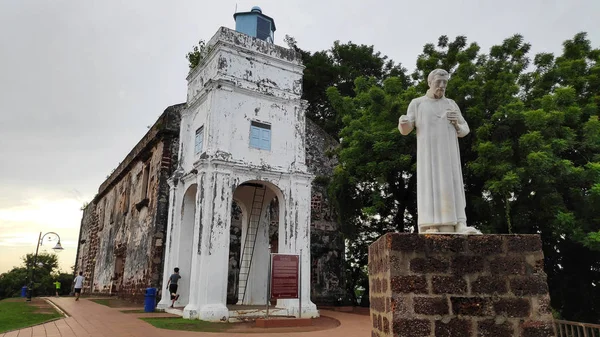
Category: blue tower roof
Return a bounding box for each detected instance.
[233,6,276,42]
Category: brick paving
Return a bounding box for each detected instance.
[1,298,370,337]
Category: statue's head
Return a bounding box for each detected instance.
[427,69,449,99]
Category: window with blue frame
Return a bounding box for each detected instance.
[195,126,204,155]
[249,121,271,150]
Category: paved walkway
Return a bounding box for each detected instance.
[1,298,371,337]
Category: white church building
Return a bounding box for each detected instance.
[156,6,319,321]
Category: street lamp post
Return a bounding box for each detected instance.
[26,231,64,301]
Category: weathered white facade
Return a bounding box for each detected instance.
[157,26,318,321]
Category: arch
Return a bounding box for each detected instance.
[176,183,197,307]
[237,179,285,205]
[230,179,285,305]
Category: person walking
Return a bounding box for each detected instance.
[165,267,181,308]
[53,280,61,297]
[73,272,85,301]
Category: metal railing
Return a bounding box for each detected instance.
[555,320,600,337]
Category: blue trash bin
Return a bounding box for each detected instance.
[21,286,27,297]
[144,287,156,312]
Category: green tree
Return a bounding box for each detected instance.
[285,35,410,137]
[327,77,420,305]
[473,33,600,322]
[24,252,59,297]
[516,32,600,322]
[186,40,212,70]
[0,267,28,299]
[0,253,60,299]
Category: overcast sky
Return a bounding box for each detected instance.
[0,0,598,274]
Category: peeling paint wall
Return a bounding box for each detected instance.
[182,27,306,175]
[158,27,318,320]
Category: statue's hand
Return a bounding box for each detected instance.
[447,110,459,124]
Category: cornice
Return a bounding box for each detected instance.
[186,32,304,83]
[192,159,312,179]
[216,42,305,74]
[187,77,304,108]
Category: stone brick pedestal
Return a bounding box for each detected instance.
[368,233,556,337]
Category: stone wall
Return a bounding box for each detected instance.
[74,200,98,293]
[369,233,556,337]
[305,118,345,305]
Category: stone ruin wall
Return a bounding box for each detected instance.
[75,105,182,302]
[74,200,97,293]
[95,147,165,298]
[305,118,346,305]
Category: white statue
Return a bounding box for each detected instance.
[398,69,481,234]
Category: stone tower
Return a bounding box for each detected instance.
[156,8,318,321]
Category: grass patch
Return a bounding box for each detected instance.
[0,298,61,333]
[120,309,160,314]
[90,299,111,307]
[140,317,230,332]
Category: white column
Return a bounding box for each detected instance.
[183,173,204,318]
[278,177,319,318]
[175,183,198,308]
[189,169,233,321]
[158,180,179,309]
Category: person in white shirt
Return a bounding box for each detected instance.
[73,272,85,301]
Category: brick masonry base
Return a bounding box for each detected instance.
[368,233,556,337]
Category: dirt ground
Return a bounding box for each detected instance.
[87,297,142,308]
[223,316,341,334]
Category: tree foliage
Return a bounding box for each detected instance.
[285,35,411,137]
[186,40,212,70]
[0,253,72,299]
[323,33,600,322]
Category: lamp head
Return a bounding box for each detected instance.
[52,241,64,252]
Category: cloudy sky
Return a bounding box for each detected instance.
[0,0,598,274]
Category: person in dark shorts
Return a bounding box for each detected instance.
[166,267,181,308]
[73,272,84,301]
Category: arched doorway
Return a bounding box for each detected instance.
[229,180,284,306]
[176,184,197,307]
